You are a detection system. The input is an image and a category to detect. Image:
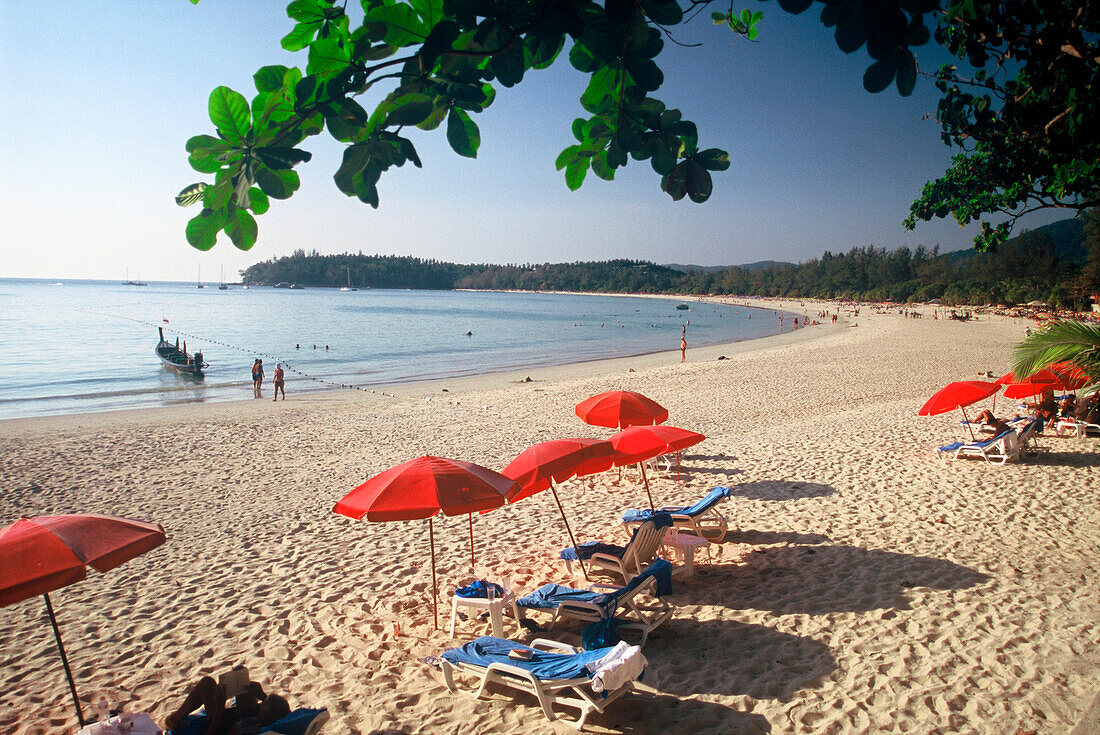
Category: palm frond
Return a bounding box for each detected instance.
[1011,320,1100,382]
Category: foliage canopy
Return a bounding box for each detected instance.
[178,0,1099,253]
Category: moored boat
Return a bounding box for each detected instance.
[156,327,206,376]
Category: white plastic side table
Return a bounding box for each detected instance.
[449,589,520,638]
[662,533,709,582]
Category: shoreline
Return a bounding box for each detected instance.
[0,295,814,431]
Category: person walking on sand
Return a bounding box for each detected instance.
[251,359,264,395]
[272,364,285,401]
[680,332,687,363]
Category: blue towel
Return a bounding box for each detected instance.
[261,708,327,735]
[518,559,675,612]
[560,513,673,561]
[517,583,612,610]
[621,487,731,524]
[171,707,326,735]
[441,636,612,680]
[455,580,504,598]
[938,428,1012,453]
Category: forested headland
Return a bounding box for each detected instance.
[241,216,1100,309]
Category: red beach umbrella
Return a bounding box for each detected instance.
[502,439,614,580]
[918,380,1001,441]
[575,390,669,429]
[999,369,1062,400]
[332,456,517,629]
[918,381,1001,417]
[0,514,167,727]
[608,425,706,510]
[1049,362,1090,392]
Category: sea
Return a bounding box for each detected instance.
[0,278,789,420]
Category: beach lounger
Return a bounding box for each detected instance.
[516,560,675,646]
[560,516,671,583]
[1054,416,1100,438]
[621,486,732,548]
[440,636,647,730]
[937,428,1020,464]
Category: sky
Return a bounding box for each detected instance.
[0,0,1065,282]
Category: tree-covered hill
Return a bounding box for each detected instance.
[240,216,1098,308]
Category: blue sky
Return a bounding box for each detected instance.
[0,0,1063,281]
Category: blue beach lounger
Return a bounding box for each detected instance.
[440,636,647,730]
[560,515,672,583]
[937,428,1019,464]
[621,486,732,546]
[517,560,675,646]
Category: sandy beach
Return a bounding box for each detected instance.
[2,298,1097,734]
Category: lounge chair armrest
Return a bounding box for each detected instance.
[530,638,580,653]
[557,600,608,617]
[588,552,624,565]
[588,583,619,591]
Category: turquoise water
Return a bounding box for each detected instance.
[0,279,785,419]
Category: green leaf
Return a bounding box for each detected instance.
[186,135,231,174]
[446,108,480,158]
[282,21,321,52]
[417,102,449,131]
[254,146,313,170]
[386,93,435,126]
[626,57,663,92]
[224,208,258,250]
[640,0,682,25]
[662,162,688,201]
[834,12,867,54]
[208,86,251,146]
[255,167,300,199]
[490,42,527,88]
[895,49,917,96]
[185,209,224,250]
[564,156,589,190]
[684,160,712,202]
[694,148,731,171]
[248,187,270,215]
[863,57,897,93]
[254,65,292,93]
[175,183,207,207]
[777,0,811,13]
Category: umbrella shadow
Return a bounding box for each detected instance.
[723,529,831,546]
[728,480,837,501]
[643,619,836,701]
[1023,448,1100,467]
[603,690,772,734]
[688,544,989,615]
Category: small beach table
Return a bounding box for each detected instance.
[74,712,159,734]
[662,533,710,582]
[449,588,520,639]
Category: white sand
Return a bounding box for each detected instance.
[2,299,1098,734]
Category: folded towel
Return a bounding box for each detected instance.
[455,580,504,598]
[585,642,647,693]
[622,487,731,524]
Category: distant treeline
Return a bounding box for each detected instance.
[241,217,1098,308]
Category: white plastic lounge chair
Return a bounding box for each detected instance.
[516,560,675,646]
[560,518,669,583]
[621,486,732,548]
[938,428,1020,464]
[440,636,646,730]
[1054,416,1100,438]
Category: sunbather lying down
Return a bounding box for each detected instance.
[163,675,290,735]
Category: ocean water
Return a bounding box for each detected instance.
[0,279,787,419]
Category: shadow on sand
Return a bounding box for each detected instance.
[689,544,990,615]
[728,480,837,501]
[643,619,836,701]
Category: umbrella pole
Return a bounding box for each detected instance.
[468,512,475,572]
[549,481,589,581]
[961,406,976,441]
[43,593,85,727]
[638,462,656,510]
[429,518,439,631]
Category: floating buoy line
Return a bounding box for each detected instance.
[81,310,411,398]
